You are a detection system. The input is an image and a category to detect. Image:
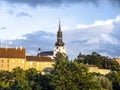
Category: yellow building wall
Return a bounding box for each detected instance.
[0,58,26,71]
[1,58,111,75]
[89,66,111,75]
[114,58,120,65]
[0,58,55,73]
[25,61,54,72]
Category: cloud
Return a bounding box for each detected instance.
[8,9,31,17]
[109,0,120,7]
[63,15,120,59]
[76,19,113,29]
[1,16,120,59]
[17,12,32,17]
[2,0,100,7]
[1,0,120,7]
[4,31,55,55]
[0,27,6,30]
[97,16,120,57]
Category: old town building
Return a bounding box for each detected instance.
[0,21,66,74]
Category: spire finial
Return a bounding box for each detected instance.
[58,18,61,32]
[58,17,60,21]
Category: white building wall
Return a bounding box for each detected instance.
[54,46,66,57]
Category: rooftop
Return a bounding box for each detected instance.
[37,51,53,56]
[26,56,54,62]
[0,47,26,59]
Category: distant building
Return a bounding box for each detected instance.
[88,65,111,75]
[0,21,66,74]
[113,58,120,65]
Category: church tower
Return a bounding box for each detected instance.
[54,21,66,57]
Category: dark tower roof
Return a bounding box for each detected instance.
[55,21,64,46]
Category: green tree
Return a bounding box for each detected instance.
[0,71,12,90]
[10,67,31,90]
[51,55,100,90]
[107,71,120,90]
[40,75,53,90]
[25,68,42,90]
[75,52,120,71]
[94,76,112,90]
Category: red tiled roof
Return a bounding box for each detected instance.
[26,56,54,62]
[0,48,26,59]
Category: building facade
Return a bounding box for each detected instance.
[0,47,54,74]
[0,21,66,73]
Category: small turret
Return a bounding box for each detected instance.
[37,48,41,57]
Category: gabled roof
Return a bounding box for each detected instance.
[37,51,53,56]
[0,48,26,59]
[26,56,54,62]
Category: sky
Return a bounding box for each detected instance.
[0,0,120,59]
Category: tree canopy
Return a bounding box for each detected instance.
[75,52,120,71]
[51,55,100,90]
[0,52,120,90]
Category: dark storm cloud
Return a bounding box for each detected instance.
[1,0,119,9]
[109,0,120,7]
[7,31,55,55]
[2,0,120,7]
[3,0,100,7]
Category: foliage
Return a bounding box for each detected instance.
[0,52,120,90]
[51,55,100,90]
[107,71,120,90]
[94,75,112,90]
[75,52,120,71]
[25,68,42,90]
[0,71,12,90]
[10,67,31,90]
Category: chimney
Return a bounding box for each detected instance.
[6,45,8,49]
[16,46,18,50]
[20,46,22,50]
[38,48,41,57]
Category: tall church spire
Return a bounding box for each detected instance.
[54,20,66,57]
[55,20,64,46]
[58,20,61,32]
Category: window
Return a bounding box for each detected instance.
[7,60,9,63]
[1,64,3,68]
[18,60,20,63]
[12,60,14,63]
[30,62,33,65]
[37,62,39,65]
[22,60,24,64]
